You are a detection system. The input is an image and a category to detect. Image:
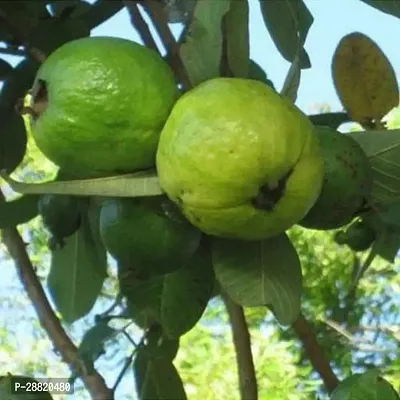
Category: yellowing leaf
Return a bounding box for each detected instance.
[332,32,399,125]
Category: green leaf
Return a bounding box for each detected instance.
[123,273,165,329]
[281,54,301,102]
[331,369,399,400]
[0,59,13,80]
[1,170,163,198]
[0,195,39,229]
[134,346,187,400]
[351,129,400,207]
[0,60,40,108]
[360,0,400,19]
[212,234,302,325]
[145,324,180,362]
[259,0,313,68]
[161,246,215,338]
[224,0,249,78]
[49,0,91,18]
[47,200,107,323]
[308,112,351,129]
[77,321,117,373]
[179,0,231,86]
[248,60,275,90]
[0,107,27,174]
[164,0,197,23]
[332,32,399,125]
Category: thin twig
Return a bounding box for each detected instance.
[0,191,113,400]
[292,313,340,394]
[123,1,159,52]
[141,0,191,90]
[222,291,258,400]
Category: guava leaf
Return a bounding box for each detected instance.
[332,32,399,125]
[134,346,187,400]
[360,0,400,19]
[212,234,302,325]
[281,54,301,103]
[258,0,313,68]
[122,273,165,328]
[1,170,163,198]
[0,60,13,80]
[0,108,27,174]
[249,60,275,90]
[76,321,117,374]
[49,0,91,18]
[145,324,180,362]
[0,195,39,229]
[179,0,231,86]
[224,0,249,78]
[0,60,40,108]
[163,0,197,24]
[331,369,400,400]
[351,129,400,207]
[161,246,215,338]
[48,200,107,323]
[309,112,351,129]
[0,375,53,400]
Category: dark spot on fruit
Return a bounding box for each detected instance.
[30,79,48,120]
[252,169,292,211]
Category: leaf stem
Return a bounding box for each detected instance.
[222,291,258,400]
[0,190,114,399]
[291,313,340,394]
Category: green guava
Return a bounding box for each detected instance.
[156,78,324,240]
[334,219,376,252]
[38,194,82,249]
[300,126,372,230]
[27,36,178,176]
[99,197,202,279]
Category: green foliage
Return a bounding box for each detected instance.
[224,0,250,78]
[331,369,399,400]
[47,201,107,323]
[212,234,302,325]
[258,0,313,68]
[179,0,230,86]
[0,195,39,229]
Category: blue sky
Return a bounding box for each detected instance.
[1,1,400,399]
[91,0,400,114]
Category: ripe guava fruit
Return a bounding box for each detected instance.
[99,197,202,279]
[27,36,178,176]
[300,126,372,230]
[156,78,324,240]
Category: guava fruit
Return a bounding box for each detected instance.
[156,78,324,240]
[38,194,82,249]
[27,36,178,176]
[334,219,376,252]
[99,197,202,279]
[300,126,372,230]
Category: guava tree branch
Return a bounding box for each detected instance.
[292,313,340,394]
[83,0,124,30]
[123,1,159,52]
[222,291,258,400]
[141,0,191,90]
[0,192,113,399]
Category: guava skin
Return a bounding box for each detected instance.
[300,126,372,230]
[29,36,179,176]
[334,219,376,252]
[156,78,324,240]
